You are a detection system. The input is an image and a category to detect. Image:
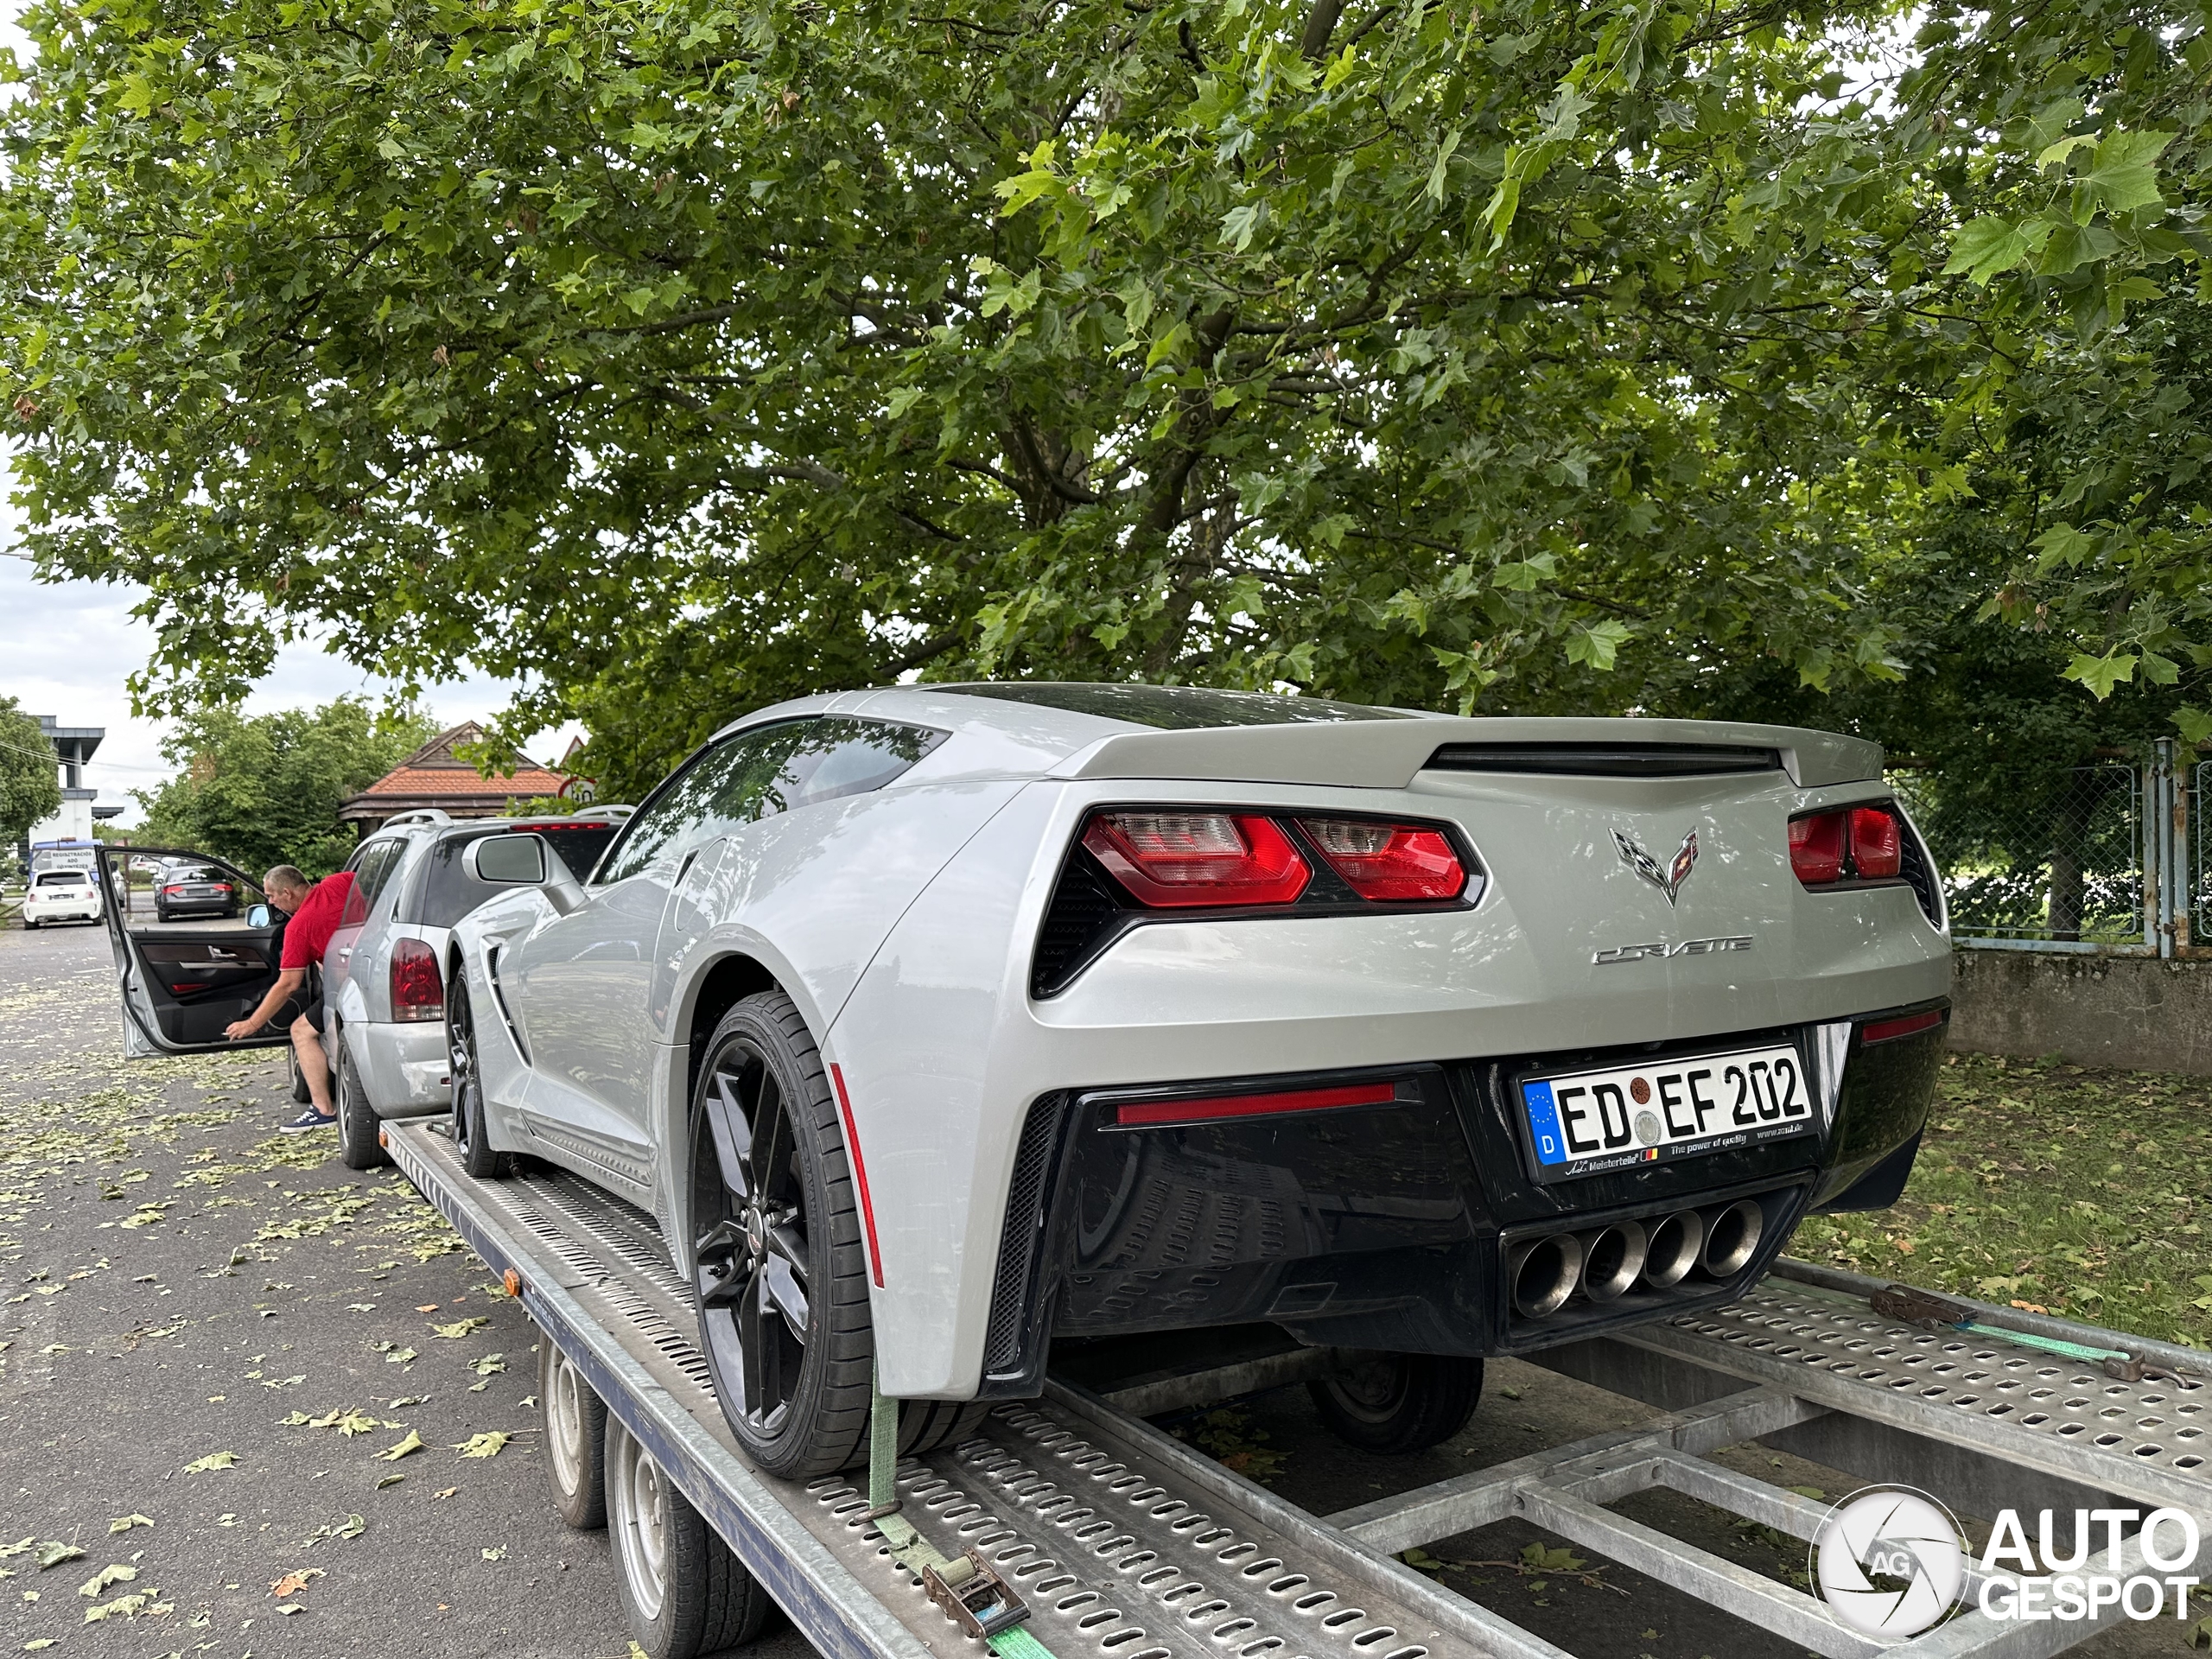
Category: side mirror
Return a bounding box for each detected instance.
[467,835,547,884]
[464,833,585,915]
[246,903,273,928]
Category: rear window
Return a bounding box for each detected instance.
[939,682,1412,730]
[35,871,89,887]
[416,824,622,928]
[164,865,220,881]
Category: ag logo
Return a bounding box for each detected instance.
[1811,1486,1967,1639]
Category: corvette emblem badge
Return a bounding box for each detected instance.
[1614,827,1699,906]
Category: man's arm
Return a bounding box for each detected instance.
[226,968,307,1042]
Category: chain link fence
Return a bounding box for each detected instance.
[1891,763,2145,948]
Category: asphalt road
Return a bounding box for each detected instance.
[0,918,2178,1658]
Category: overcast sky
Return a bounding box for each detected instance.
[0,2,579,824]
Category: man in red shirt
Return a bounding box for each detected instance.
[225,863,357,1132]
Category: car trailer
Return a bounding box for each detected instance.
[385,1118,2210,1659]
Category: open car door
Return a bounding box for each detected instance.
[97,846,292,1058]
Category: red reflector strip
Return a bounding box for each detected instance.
[828,1064,886,1288]
[1861,1010,1944,1046]
[1114,1080,1398,1129]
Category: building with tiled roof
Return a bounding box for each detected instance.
[336,722,569,834]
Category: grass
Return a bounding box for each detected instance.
[1790,1052,2212,1351]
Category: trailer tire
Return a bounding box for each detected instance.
[448,979,512,1180]
[1308,1353,1483,1454]
[541,1338,607,1529]
[334,1035,391,1172]
[607,1416,772,1657]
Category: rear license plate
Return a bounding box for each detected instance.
[1520,1043,1814,1181]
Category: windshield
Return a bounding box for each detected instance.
[938,682,1413,730]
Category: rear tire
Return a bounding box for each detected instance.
[448,977,512,1180]
[289,1046,312,1104]
[684,991,991,1479]
[606,1415,772,1657]
[541,1338,607,1529]
[1309,1353,1483,1454]
[334,1034,391,1172]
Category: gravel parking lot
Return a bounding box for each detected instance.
[0,918,811,1659]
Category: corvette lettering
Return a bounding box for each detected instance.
[1592,936,1753,964]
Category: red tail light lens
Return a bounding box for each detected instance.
[161,885,184,896]
[1111,1079,1400,1128]
[1849,807,1902,879]
[390,938,444,1023]
[1299,819,1466,902]
[1789,810,1847,884]
[1082,812,1310,907]
[1791,804,1908,887]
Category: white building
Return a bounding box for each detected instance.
[24,715,117,847]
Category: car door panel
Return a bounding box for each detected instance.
[97,846,289,1053]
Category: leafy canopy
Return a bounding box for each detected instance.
[3,0,2210,796]
[0,696,64,853]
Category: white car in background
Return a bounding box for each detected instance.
[22,867,103,928]
[442,683,1952,1480]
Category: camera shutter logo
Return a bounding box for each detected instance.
[1812,1486,1967,1639]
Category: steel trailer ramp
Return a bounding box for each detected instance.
[386,1122,2209,1659]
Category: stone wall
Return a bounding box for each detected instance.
[1948,947,2212,1075]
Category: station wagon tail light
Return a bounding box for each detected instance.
[390,938,444,1022]
[1082,811,1310,907]
[1299,818,1466,901]
[1790,804,1905,887]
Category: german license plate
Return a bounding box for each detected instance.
[1520,1043,1813,1180]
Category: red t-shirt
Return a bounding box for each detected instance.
[280,872,357,973]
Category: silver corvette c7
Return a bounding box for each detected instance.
[444,683,1949,1477]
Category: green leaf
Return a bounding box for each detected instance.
[1565,619,1632,671]
[2083,130,2174,216]
[1943,216,2047,284]
[2061,652,2137,699]
[2173,708,2212,747]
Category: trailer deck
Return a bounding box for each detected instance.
[385,1119,2210,1659]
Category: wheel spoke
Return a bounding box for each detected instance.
[702,1068,753,1200]
[733,1266,766,1417]
[747,1069,793,1210]
[763,1250,810,1331]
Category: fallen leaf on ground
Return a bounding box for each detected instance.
[372,1431,425,1462]
[182,1451,238,1473]
[431,1318,490,1339]
[106,1516,152,1535]
[33,1542,85,1570]
[433,1487,457,1500]
[481,1546,507,1560]
[415,1303,442,1313]
[375,1474,404,1490]
[470,1353,506,1376]
[270,1567,323,1598]
[454,1432,511,1459]
[78,1564,137,1598]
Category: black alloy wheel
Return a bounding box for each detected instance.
[687,991,986,1479]
[447,971,511,1180]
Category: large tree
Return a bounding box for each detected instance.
[0,696,63,856]
[1,0,2206,797]
[134,698,437,877]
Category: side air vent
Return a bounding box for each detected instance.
[981,1095,1067,1390]
[1427,741,1783,779]
[1897,813,1944,928]
[1031,850,1130,998]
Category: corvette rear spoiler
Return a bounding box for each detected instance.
[1048,715,1883,791]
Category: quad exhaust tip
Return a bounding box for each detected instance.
[1640,1210,1705,1289]
[1698,1198,1764,1279]
[1510,1233,1585,1319]
[1575,1221,1648,1305]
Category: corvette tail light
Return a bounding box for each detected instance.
[1082,811,1310,907]
[1299,818,1466,901]
[1789,812,1847,885]
[1848,807,1902,879]
[390,938,444,1022]
[1791,804,1907,887]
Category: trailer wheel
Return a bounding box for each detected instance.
[448,980,512,1179]
[1308,1353,1483,1454]
[334,1035,391,1173]
[541,1338,607,1529]
[606,1416,771,1658]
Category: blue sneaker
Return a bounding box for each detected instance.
[278,1107,337,1134]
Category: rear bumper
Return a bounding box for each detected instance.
[980,1001,1945,1395]
[351,1018,452,1116]
[25,903,100,922]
